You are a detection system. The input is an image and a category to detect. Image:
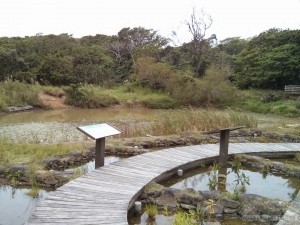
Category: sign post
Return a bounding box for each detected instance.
[77,123,121,169]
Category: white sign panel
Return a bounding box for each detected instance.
[77,123,121,140]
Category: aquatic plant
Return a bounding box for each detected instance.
[173,211,197,225]
[144,204,158,221]
[208,162,219,190]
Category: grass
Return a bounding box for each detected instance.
[231,89,300,117]
[0,140,91,169]
[144,204,158,221]
[173,211,197,225]
[116,109,257,137]
[0,80,43,110]
[64,83,179,109]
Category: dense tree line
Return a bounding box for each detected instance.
[0,27,299,90]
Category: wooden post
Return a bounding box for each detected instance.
[95,138,105,169]
[219,128,230,168]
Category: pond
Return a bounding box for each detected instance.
[163,166,300,202]
[128,164,300,225]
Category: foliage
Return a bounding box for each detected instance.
[144,204,158,221]
[131,57,173,90]
[173,211,197,225]
[64,84,119,108]
[0,139,89,169]
[26,186,40,198]
[231,89,300,117]
[0,80,42,110]
[208,162,219,190]
[233,29,300,89]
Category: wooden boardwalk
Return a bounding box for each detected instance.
[26,143,300,225]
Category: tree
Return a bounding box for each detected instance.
[37,54,75,85]
[107,27,169,81]
[170,8,216,77]
[234,29,300,89]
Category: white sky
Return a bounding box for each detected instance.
[0,0,299,41]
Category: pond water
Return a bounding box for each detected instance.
[163,166,300,202]
[0,156,120,225]
[129,165,300,225]
[0,186,49,225]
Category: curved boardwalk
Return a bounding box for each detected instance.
[26,143,300,225]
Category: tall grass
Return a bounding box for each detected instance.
[0,140,90,169]
[0,80,42,110]
[114,109,257,137]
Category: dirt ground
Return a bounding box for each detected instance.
[39,93,71,109]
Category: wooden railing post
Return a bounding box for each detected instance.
[219,128,230,168]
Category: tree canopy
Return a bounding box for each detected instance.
[0,25,299,91]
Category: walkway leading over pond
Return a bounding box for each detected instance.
[26,143,300,225]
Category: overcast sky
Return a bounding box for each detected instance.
[1,0,299,41]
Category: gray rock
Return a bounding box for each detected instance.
[156,189,177,208]
[223,207,238,214]
[177,188,203,206]
[44,176,59,185]
[200,190,220,200]
[10,164,28,173]
[180,203,196,210]
[222,198,240,209]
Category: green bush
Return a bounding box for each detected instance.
[64,84,119,108]
[131,57,174,90]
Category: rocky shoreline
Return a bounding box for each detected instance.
[140,182,288,224]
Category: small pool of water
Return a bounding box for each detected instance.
[129,165,300,225]
[0,186,49,225]
[163,166,300,202]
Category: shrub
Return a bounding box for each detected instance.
[64,84,119,108]
[131,57,174,90]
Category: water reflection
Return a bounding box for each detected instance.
[163,167,300,201]
[0,186,49,225]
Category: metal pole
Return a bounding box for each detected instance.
[219,128,230,168]
[95,138,105,168]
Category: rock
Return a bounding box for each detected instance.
[6,105,33,112]
[0,167,6,178]
[44,176,59,186]
[156,189,177,208]
[200,190,221,200]
[239,194,287,221]
[224,207,238,214]
[180,203,196,210]
[222,198,240,209]
[9,165,28,173]
[177,188,203,206]
[141,182,165,199]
